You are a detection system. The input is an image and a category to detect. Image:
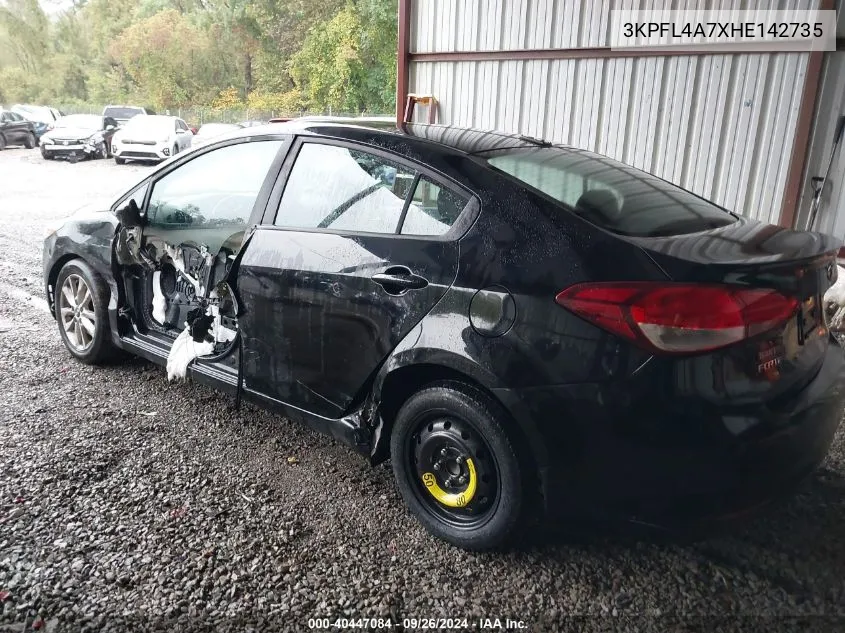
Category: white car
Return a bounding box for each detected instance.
[112,115,193,164]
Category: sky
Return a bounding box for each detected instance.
[39,0,75,17]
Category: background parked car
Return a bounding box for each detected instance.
[111,114,192,164]
[238,120,267,128]
[11,104,64,140]
[191,122,243,148]
[102,105,155,126]
[0,109,38,149]
[40,114,119,161]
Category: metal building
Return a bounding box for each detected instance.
[397,0,845,238]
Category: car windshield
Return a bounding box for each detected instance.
[197,124,241,136]
[104,107,143,119]
[54,115,102,130]
[485,147,737,238]
[122,116,171,134]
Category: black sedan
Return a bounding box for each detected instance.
[0,109,38,149]
[42,122,845,550]
[40,114,119,161]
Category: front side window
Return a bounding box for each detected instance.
[147,140,283,228]
[275,143,415,233]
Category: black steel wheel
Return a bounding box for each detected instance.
[390,381,525,550]
[409,416,499,528]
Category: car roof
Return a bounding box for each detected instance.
[217,120,558,159]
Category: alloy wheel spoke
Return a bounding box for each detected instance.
[81,309,95,321]
[61,284,76,308]
[79,316,96,337]
[76,279,89,306]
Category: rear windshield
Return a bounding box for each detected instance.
[104,107,143,119]
[486,147,736,237]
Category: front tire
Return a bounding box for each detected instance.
[0,134,6,151]
[24,133,36,149]
[54,260,117,364]
[390,381,526,550]
[115,156,126,165]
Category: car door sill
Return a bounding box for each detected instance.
[119,332,238,394]
[241,388,371,456]
[119,332,370,456]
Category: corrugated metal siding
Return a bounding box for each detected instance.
[410,0,821,53]
[408,0,821,224]
[409,54,808,222]
[796,52,845,237]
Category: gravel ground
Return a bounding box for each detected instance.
[1,147,845,632]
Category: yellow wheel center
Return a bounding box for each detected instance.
[421,458,477,508]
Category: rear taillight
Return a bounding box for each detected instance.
[555,282,799,354]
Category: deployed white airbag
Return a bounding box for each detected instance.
[151,270,167,324]
[166,327,215,380]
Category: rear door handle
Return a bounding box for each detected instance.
[372,266,429,293]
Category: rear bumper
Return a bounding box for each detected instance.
[498,341,845,530]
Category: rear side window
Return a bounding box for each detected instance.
[275,142,469,237]
[486,148,736,237]
[275,143,415,233]
[401,177,468,236]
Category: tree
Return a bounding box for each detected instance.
[290,0,396,114]
[0,0,50,73]
[110,9,211,109]
[0,0,398,114]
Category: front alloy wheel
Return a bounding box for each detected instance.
[54,259,118,364]
[59,273,96,353]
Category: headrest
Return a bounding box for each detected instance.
[574,189,621,225]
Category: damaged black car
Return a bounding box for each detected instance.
[43,122,845,550]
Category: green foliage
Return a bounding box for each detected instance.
[0,0,397,114]
[291,0,397,114]
[0,0,50,72]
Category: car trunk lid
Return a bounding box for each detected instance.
[625,218,841,399]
